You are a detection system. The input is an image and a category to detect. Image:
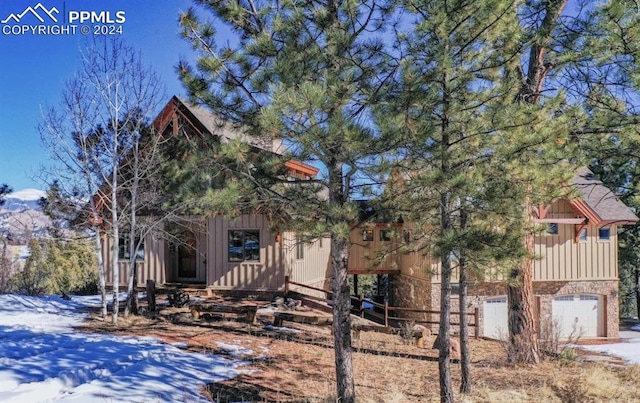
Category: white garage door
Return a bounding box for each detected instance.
[483,297,508,340]
[552,294,601,338]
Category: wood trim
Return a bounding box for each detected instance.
[285,160,319,177]
[533,205,551,219]
[574,222,588,243]
[569,199,602,225]
[532,218,585,224]
[602,294,608,338]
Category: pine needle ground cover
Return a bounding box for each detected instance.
[79,297,640,403]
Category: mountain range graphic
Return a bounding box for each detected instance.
[1,3,59,24]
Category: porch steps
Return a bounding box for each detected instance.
[291,292,333,314]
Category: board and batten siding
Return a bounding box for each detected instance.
[534,200,618,281]
[282,232,332,298]
[348,225,402,273]
[410,199,619,284]
[102,229,166,286]
[206,214,282,290]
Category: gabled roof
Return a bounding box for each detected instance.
[153,96,318,178]
[154,96,267,149]
[570,167,638,225]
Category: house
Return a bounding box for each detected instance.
[102,96,331,294]
[349,168,638,339]
[101,96,636,340]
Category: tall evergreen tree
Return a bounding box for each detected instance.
[378,1,532,399]
[505,0,640,363]
[178,1,396,400]
[573,0,640,320]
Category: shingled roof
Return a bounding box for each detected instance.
[571,167,638,225]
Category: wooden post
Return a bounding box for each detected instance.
[284,275,290,295]
[384,301,389,327]
[146,280,156,313]
[354,274,359,295]
[474,307,479,339]
[360,295,364,318]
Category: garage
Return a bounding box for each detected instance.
[552,294,602,338]
[483,296,508,340]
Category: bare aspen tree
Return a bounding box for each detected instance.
[40,37,163,323]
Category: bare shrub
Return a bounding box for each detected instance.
[398,320,416,345]
[539,315,582,361]
[551,376,591,403]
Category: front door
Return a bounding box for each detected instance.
[178,230,198,279]
[169,224,206,283]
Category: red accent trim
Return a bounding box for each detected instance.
[284,160,319,177]
[574,222,588,243]
[569,199,602,225]
[534,205,550,219]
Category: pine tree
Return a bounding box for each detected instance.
[504,0,640,363]
[377,1,529,399]
[567,0,640,321]
[178,1,396,400]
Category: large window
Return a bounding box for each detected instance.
[228,230,260,262]
[118,232,144,260]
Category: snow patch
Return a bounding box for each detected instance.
[0,294,250,402]
[216,342,254,358]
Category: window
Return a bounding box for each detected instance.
[578,227,587,242]
[296,236,304,260]
[403,229,411,255]
[403,229,411,244]
[546,223,558,235]
[598,227,611,241]
[118,232,144,260]
[228,230,260,262]
[380,229,392,242]
[362,229,374,242]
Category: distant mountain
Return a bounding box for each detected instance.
[1,189,50,243]
[1,189,47,212]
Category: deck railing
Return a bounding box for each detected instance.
[284,276,479,338]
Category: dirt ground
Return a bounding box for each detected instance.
[77,294,640,402]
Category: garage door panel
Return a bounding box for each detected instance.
[552,294,601,338]
[483,297,508,340]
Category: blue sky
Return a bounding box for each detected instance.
[0,0,200,191]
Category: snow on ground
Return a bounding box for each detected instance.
[0,294,253,402]
[580,336,640,365]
